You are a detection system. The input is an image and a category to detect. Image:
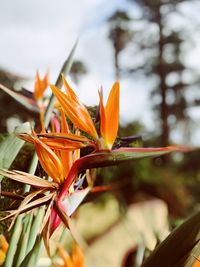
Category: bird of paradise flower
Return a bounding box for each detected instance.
[0,75,190,250]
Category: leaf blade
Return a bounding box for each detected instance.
[0,123,31,181]
[141,210,200,267]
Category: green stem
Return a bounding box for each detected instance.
[26,207,45,254]
[19,236,42,267]
[4,154,38,267]
[31,240,43,267]
[23,153,38,193]
[15,213,33,267]
[4,216,23,267]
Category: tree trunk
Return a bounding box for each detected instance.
[114,50,120,80]
[157,6,170,162]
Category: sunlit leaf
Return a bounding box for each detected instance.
[0,122,31,181]
[19,235,42,267]
[44,40,78,127]
[55,39,78,88]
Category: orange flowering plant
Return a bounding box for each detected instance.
[0,50,193,267]
[0,74,188,247]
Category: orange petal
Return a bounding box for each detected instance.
[57,244,74,267]
[73,130,80,162]
[0,235,8,253]
[99,82,120,149]
[34,71,49,100]
[62,74,78,101]
[38,133,95,150]
[60,108,70,133]
[60,109,72,178]
[50,83,98,140]
[72,244,84,267]
[0,236,8,265]
[193,257,200,267]
[33,136,64,184]
[105,82,119,148]
[39,106,46,133]
[40,138,86,151]
[18,132,95,151]
[0,251,6,266]
[98,90,107,148]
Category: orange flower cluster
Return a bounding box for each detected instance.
[0,72,186,249]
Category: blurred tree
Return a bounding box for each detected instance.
[0,70,23,132]
[70,60,87,84]
[107,10,132,79]
[125,0,200,156]
[96,121,191,216]
[0,69,38,132]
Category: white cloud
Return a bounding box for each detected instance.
[1,0,200,144]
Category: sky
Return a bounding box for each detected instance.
[0,0,200,144]
[0,0,152,126]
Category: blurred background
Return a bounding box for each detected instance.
[1,0,200,266]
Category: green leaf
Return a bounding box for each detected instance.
[44,39,78,128]
[26,207,45,254]
[3,215,23,267]
[19,235,42,267]
[14,213,33,267]
[0,84,39,113]
[141,210,200,267]
[79,146,187,169]
[0,122,31,181]
[55,39,78,88]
